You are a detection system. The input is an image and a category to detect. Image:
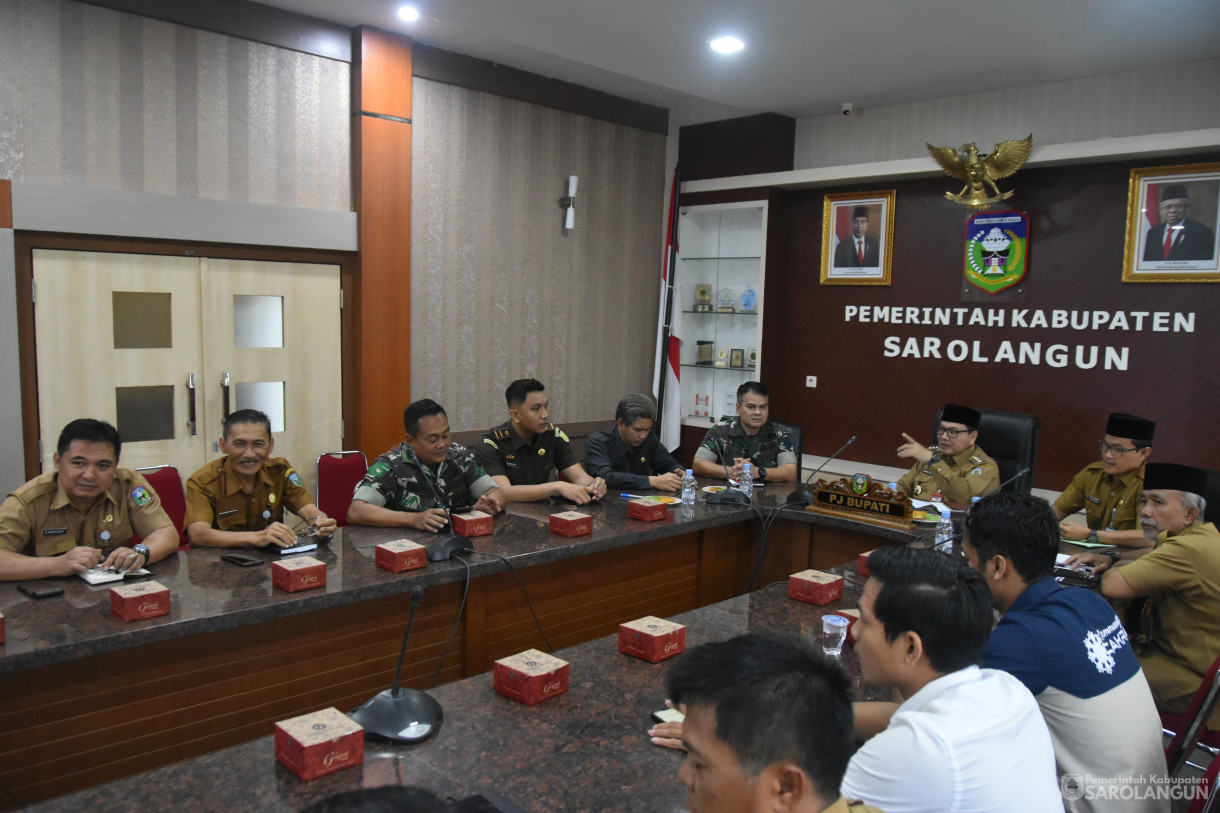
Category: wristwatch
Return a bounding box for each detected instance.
[1087,530,1099,545]
[133,544,150,567]
[1104,549,1122,564]
[755,466,767,481]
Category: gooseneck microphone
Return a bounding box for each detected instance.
[978,466,1031,499]
[407,447,473,562]
[787,435,858,505]
[349,584,443,743]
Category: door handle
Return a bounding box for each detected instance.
[186,373,197,436]
[220,372,231,422]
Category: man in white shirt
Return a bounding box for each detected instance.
[843,545,1062,813]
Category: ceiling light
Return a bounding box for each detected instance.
[709,36,744,54]
[397,6,420,23]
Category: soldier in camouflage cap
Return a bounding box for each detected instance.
[348,400,504,532]
[693,381,797,482]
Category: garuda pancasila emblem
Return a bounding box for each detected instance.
[927,135,1033,208]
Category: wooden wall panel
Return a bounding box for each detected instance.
[746,152,1220,489]
[351,27,414,458]
[0,179,11,228]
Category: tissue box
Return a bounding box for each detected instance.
[493,649,570,706]
[109,580,171,622]
[626,499,668,522]
[451,511,494,537]
[618,616,686,663]
[839,608,861,644]
[788,569,844,606]
[375,539,427,573]
[272,556,326,592]
[857,549,876,577]
[550,511,593,538]
[274,707,364,781]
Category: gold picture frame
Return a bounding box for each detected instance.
[820,190,897,286]
[1122,162,1220,283]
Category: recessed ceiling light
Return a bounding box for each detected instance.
[398,6,420,23]
[709,36,744,54]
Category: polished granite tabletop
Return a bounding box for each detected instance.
[0,480,924,673]
[27,560,884,813]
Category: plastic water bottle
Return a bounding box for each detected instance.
[935,506,954,551]
[681,469,697,506]
[888,481,899,494]
[739,463,754,499]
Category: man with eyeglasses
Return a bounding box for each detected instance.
[1052,413,1154,549]
[895,403,998,502]
[693,381,797,482]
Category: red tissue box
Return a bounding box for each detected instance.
[274,707,364,781]
[109,580,171,622]
[272,556,327,592]
[626,499,668,522]
[494,649,570,706]
[451,511,494,537]
[618,616,686,663]
[375,539,427,573]
[550,511,593,538]
[839,608,861,644]
[788,569,844,606]
[858,549,876,577]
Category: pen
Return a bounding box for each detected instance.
[620,493,647,500]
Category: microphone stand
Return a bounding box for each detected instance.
[349,585,444,743]
[787,435,858,506]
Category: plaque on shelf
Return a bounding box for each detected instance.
[740,285,757,312]
[716,288,736,313]
[694,284,713,313]
[696,340,714,364]
[747,347,758,368]
[730,348,745,368]
[714,348,729,367]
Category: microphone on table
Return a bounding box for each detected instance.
[349,584,444,743]
[406,447,474,562]
[976,467,1031,500]
[787,435,858,505]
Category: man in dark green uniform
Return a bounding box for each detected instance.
[1053,413,1154,549]
[896,403,999,502]
[474,379,606,504]
[692,381,797,482]
[348,399,503,532]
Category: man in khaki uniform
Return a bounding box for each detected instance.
[1077,463,1220,727]
[0,419,178,581]
[1053,413,1154,549]
[186,409,336,548]
[896,403,999,502]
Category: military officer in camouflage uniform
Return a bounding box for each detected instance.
[474,378,606,504]
[896,403,999,503]
[1053,413,1154,549]
[186,409,336,548]
[693,382,798,482]
[349,399,504,532]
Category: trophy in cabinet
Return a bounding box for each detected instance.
[694,284,713,313]
[716,288,736,313]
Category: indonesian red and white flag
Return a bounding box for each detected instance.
[653,167,682,452]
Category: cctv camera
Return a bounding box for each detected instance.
[840,103,854,117]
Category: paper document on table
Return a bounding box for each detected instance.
[911,500,941,511]
[1061,538,1111,548]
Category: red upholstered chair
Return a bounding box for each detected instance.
[1186,753,1219,813]
[134,464,188,549]
[316,451,368,528]
[1163,650,1220,778]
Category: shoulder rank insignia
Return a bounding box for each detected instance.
[552,425,570,443]
[493,428,512,440]
[131,486,151,507]
[969,455,984,465]
[287,469,303,488]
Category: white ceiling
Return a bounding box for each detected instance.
[262,0,1220,118]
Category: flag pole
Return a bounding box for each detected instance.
[654,164,682,446]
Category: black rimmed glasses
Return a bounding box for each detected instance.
[935,425,968,439]
[1097,441,1138,455]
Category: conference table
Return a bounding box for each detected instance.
[0,479,929,808]
[26,567,888,813]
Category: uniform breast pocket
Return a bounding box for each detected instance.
[215,509,246,531]
[38,530,78,557]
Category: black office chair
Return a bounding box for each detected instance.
[934,406,1040,495]
[1204,469,1220,525]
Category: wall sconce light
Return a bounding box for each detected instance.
[559,175,578,230]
